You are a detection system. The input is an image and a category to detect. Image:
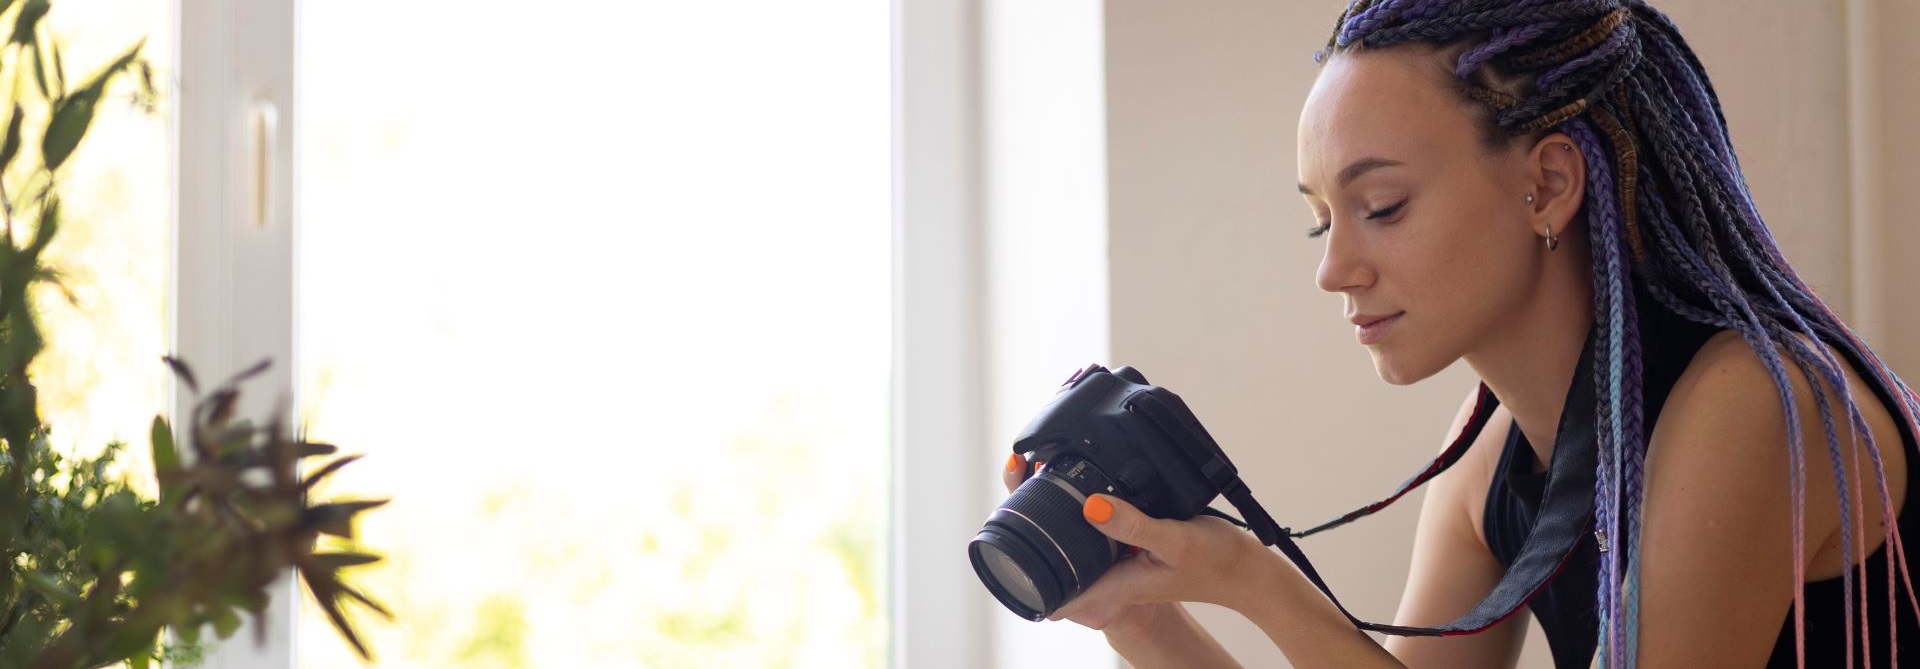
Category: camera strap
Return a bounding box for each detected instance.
[1129,326,1602,636]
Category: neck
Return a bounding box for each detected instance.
[1463,245,1595,470]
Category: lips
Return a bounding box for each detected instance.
[1353,311,1404,345]
[1348,312,1401,328]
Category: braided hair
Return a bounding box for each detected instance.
[1316,1,1920,666]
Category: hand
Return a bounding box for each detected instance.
[1000,453,1269,635]
[1043,475,1272,627]
[1001,453,1162,636]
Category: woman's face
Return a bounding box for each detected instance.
[1297,47,1550,385]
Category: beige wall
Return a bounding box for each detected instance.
[1095,1,1919,667]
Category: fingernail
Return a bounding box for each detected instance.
[1084,495,1113,524]
[1005,453,1021,474]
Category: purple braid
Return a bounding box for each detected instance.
[1456,23,1556,78]
[1568,118,1639,663]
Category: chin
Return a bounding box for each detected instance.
[1368,348,1447,386]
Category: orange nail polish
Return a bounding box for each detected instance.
[1084,495,1113,524]
[1005,453,1022,474]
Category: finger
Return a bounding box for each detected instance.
[1082,494,1183,558]
[1049,552,1168,620]
[1002,453,1026,493]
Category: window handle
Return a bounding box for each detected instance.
[250,100,277,228]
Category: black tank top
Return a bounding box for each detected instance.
[1482,295,1920,668]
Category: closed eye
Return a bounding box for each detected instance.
[1307,200,1405,239]
[1366,201,1406,220]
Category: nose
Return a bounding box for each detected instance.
[1315,221,1373,294]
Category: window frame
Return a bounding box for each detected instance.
[891,0,993,667]
[178,0,298,665]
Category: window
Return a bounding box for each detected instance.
[291,3,891,667]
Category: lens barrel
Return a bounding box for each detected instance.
[968,457,1123,620]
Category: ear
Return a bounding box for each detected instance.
[1526,131,1587,242]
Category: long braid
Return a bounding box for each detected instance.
[1630,53,1869,664]
[1568,118,1641,662]
[1320,1,1920,666]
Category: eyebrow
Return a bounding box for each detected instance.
[1296,157,1406,196]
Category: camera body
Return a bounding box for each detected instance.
[1010,365,1223,521]
[969,364,1256,621]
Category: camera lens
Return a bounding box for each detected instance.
[974,540,1045,612]
[969,456,1123,621]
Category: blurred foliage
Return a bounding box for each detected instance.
[0,2,389,667]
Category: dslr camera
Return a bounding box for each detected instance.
[967,364,1282,621]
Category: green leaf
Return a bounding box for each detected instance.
[83,38,144,92]
[41,85,97,170]
[94,625,165,668]
[0,103,21,171]
[163,355,199,393]
[9,0,45,46]
[210,606,241,639]
[42,39,143,171]
[24,192,54,257]
[310,552,382,571]
[300,453,362,491]
[302,500,389,538]
[49,39,62,96]
[28,38,46,99]
[151,416,183,504]
[176,620,200,645]
[129,651,150,669]
[23,570,78,609]
[295,441,340,458]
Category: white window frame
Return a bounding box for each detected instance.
[891,0,992,667]
[177,0,297,665]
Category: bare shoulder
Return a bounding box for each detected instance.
[1658,328,1908,578]
[1627,329,1912,663]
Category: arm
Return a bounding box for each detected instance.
[1101,602,1241,669]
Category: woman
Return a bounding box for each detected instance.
[1002,1,1920,667]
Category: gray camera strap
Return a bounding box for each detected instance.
[1128,327,1601,637]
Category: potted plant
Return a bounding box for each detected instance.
[0,1,389,666]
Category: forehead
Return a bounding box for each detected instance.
[1297,49,1481,179]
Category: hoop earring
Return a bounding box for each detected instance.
[1546,224,1560,251]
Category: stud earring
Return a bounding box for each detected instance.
[1525,192,1535,205]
